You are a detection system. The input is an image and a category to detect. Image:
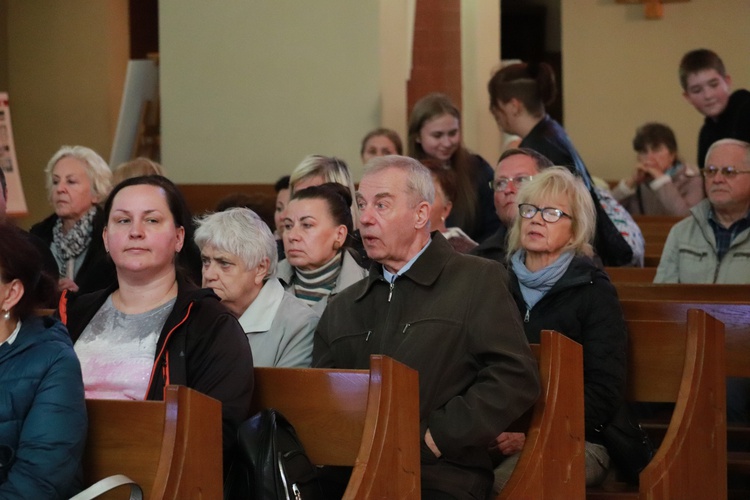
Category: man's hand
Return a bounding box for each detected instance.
[425,428,442,458]
[493,432,525,456]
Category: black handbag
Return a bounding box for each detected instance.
[596,404,655,485]
[225,408,324,500]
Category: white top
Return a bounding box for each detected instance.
[75,295,175,400]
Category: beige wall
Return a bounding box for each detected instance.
[563,0,750,181]
[159,0,380,184]
[4,0,129,227]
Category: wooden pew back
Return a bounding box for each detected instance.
[604,267,657,283]
[83,386,223,500]
[250,355,420,499]
[621,299,750,378]
[499,330,586,499]
[588,309,727,500]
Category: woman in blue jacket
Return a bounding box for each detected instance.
[0,223,87,499]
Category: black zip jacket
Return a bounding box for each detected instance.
[509,255,627,442]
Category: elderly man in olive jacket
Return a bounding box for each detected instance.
[313,155,540,500]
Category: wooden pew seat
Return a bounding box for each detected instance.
[250,355,420,499]
[587,309,727,500]
[83,386,223,499]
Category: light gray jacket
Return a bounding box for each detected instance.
[654,199,750,283]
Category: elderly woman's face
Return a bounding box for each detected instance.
[283,198,347,271]
[520,192,574,261]
[201,244,267,317]
[51,157,97,223]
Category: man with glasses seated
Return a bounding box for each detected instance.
[470,148,553,263]
[655,138,750,443]
[655,138,750,284]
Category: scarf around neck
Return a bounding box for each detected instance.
[511,250,574,310]
[52,206,97,274]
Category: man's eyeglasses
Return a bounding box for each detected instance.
[490,176,533,192]
[702,165,750,178]
[518,203,572,223]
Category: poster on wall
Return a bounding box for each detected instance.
[0,93,28,216]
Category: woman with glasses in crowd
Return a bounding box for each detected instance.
[493,167,627,492]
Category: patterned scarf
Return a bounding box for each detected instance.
[510,250,574,310]
[52,206,97,275]
[292,252,343,307]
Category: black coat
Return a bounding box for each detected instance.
[509,255,627,442]
[697,88,750,168]
[469,225,508,265]
[30,208,116,294]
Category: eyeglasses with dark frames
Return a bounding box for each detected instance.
[490,175,534,192]
[702,165,750,178]
[518,203,572,223]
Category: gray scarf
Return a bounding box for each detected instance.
[510,250,574,310]
[52,206,97,275]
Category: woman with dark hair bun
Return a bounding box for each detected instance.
[0,222,87,498]
[408,93,501,243]
[278,182,368,314]
[488,62,644,267]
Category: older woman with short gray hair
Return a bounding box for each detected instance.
[30,145,115,294]
[194,208,318,367]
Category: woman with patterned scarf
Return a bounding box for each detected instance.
[31,145,115,295]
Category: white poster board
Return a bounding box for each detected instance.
[0,93,28,216]
[109,59,159,168]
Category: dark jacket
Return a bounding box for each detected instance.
[508,255,627,442]
[314,233,539,499]
[446,154,501,244]
[30,208,116,294]
[469,225,508,265]
[0,315,87,499]
[698,89,750,168]
[59,275,254,463]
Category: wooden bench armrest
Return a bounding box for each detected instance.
[252,355,420,499]
[84,386,223,500]
[498,330,585,499]
[639,309,727,499]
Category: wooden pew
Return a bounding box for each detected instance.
[604,267,657,283]
[177,183,276,216]
[621,297,750,498]
[83,385,223,499]
[615,283,750,303]
[250,355,420,499]
[632,215,681,267]
[588,309,727,500]
[498,330,586,499]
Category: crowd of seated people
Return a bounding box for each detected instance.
[3,45,749,500]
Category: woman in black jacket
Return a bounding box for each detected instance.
[493,167,627,492]
[59,175,253,475]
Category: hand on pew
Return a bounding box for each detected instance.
[493,432,526,456]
